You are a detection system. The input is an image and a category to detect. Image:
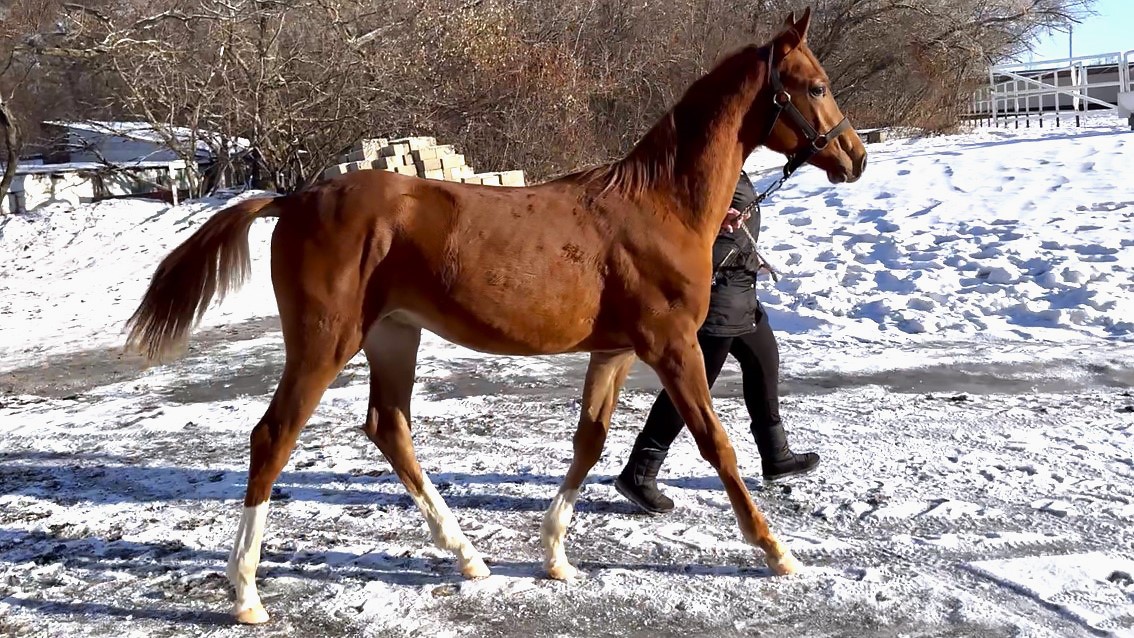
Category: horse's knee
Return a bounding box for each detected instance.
[362,407,405,450]
[572,418,608,457]
[690,424,737,470]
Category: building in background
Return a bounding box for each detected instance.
[1,120,248,214]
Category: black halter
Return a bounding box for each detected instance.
[759,44,852,180]
[710,46,854,285]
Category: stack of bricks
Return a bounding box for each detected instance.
[322,136,526,187]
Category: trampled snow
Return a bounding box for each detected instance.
[1,113,1133,637]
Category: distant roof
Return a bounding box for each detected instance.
[43,120,251,155]
[9,159,190,175]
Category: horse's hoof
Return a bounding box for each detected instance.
[545,562,579,581]
[234,605,270,625]
[461,558,491,579]
[766,550,802,576]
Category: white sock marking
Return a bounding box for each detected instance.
[227,501,269,615]
[409,475,485,573]
[541,488,580,571]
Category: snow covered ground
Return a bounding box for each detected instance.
[1,113,1133,637]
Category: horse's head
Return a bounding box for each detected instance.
[754,7,867,184]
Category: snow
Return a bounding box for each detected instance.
[43,119,252,155]
[1,112,1134,637]
[965,552,1134,634]
[0,189,280,371]
[742,121,1134,343]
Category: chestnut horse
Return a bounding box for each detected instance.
[124,7,865,624]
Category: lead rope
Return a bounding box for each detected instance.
[711,168,792,285]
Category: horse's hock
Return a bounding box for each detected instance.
[322,136,527,186]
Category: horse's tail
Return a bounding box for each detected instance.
[124,196,282,364]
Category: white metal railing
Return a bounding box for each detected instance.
[1125,50,1134,91]
[995,51,1124,75]
[1121,49,1134,119]
[966,49,1134,127]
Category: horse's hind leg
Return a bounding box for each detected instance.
[359,319,489,578]
[226,321,360,625]
[542,350,636,580]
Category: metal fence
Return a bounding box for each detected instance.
[966,49,1134,128]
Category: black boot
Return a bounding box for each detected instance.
[614,446,675,514]
[753,422,820,481]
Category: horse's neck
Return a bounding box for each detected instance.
[641,47,769,234]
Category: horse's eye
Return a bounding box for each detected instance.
[809,84,827,98]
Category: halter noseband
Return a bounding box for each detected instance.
[760,44,852,179]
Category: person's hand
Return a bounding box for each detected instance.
[720,207,750,234]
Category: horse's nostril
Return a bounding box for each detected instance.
[857,153,868,174]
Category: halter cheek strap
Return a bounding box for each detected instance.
[712,45,853,283]
[760,44,852,179]
[711,45,853,284]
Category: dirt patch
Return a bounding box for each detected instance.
[4,316,1132,406]
[0,317,281,399]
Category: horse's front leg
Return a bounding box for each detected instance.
[639,333,800,575]
[541,350,637,580]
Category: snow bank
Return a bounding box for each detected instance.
[747,115,1134,343]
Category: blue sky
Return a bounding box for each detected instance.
[1026,0,1133,61]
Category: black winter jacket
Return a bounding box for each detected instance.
[699,170,767,337]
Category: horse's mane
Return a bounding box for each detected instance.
[575,43,767,201]
[577,112,679,199]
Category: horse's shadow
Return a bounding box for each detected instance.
[0,445,783,631]
[0,522,776,628]
[0,450,764,513]
[1,595,234,629]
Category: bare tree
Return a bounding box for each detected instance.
[0,2,32,213]
[2,0,136,212]
[6,0,1098,200]
[0,94,20,214]
[787,0,1096,129]
[30,0,427,194]
[384,0,1094,180]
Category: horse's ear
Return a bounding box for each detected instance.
[793,6,813,41]
[773,9,807,59]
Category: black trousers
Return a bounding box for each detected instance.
[631,311,781,453]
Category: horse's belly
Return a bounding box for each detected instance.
[388,284,604,356]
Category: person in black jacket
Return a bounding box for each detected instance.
[614,169,820,514]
